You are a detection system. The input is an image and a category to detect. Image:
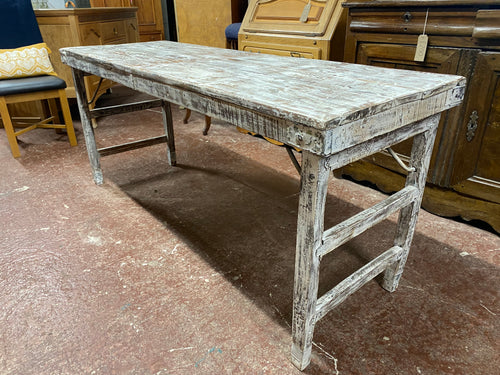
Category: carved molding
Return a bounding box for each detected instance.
[466,110,479,142]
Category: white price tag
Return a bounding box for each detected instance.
[414,34,429,62]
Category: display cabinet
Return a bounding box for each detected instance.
[239,0,347,61]
[90,0,165,41]
[35,7,139,103]
[341,0,500,232]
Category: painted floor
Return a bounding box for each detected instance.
[1,86,499,375]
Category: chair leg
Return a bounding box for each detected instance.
[0,97,21,158]
[47,98,61,124]
[203,115,211,135]
[58,89,77,147]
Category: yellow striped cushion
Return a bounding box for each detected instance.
[0,43,57,80]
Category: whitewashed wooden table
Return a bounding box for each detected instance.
[61,41,465,370]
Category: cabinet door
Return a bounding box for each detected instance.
[132,0,164,41]
[242,0,341,37]
[452,52,500,205]
[355,42,464,185]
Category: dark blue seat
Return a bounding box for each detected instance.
[0,0,77,158]
[225,23,241,50]
[225,22,241,41]
[0,75,67,96]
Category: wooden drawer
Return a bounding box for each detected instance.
[139,31,163,42]
[348,8,476,37]
[101,20,127,43]
[242,44,320,59]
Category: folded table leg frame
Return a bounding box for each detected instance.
[291,115,439,369]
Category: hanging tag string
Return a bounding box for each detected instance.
[422,8,429,35]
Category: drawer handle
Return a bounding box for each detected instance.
[290,51,302,58]
[113,27,118,35]
[130,23,137,30]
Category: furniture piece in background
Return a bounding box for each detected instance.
[239,0,347,61]
[90,0,165,41]
[341,0,500,232]
[225,22,241,49]
[35,7,139,107]
[235,0,347,149]
[60,41,464,370]
[0,0,77,158]
[174,0,247,48]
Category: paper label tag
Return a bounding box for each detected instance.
[414,34,429,62]
[300,2,311,23]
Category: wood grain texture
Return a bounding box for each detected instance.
[60,41,465,156]
[291,151,330,371]
[318,186,418,258]
[383,116,440,292]
[72,68,103,185]
[315,245,404,321]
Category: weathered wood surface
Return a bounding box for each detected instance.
[71,68,104,185]
[97,135,167,157]
[318,186,419,258]
[62,42,464,372]
[90,99,163,119]
[60,41,465,155]
[382,116,440,292]
[315,245,404,321]
[292,152,331,370]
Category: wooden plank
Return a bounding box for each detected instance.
[161,100,176,166]
[59,42,464,129]
[318,185,419,258]
[90,99,163,118]
[72,68,103,185]
[60,42,465,156]
[324,115,440,170]
[291,152,331,371]
[98,135,167,157]
[382,116,440,292]
[315,245,403,321]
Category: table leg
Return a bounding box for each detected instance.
[72,68,103,185]
[161,100,176,166]
[291,151,331,370]
[382,114,440,292]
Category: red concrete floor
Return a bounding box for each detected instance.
[1,86,499,375]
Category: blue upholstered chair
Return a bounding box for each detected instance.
[0,0,77,158]
[225,23,241,50]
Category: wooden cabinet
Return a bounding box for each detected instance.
[174,0,246,48]
[35,8,139,103]
[342,0,500,232]
[239,0,347,61]
[90,0,165,41]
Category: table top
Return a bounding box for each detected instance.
[60,41,464,133]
